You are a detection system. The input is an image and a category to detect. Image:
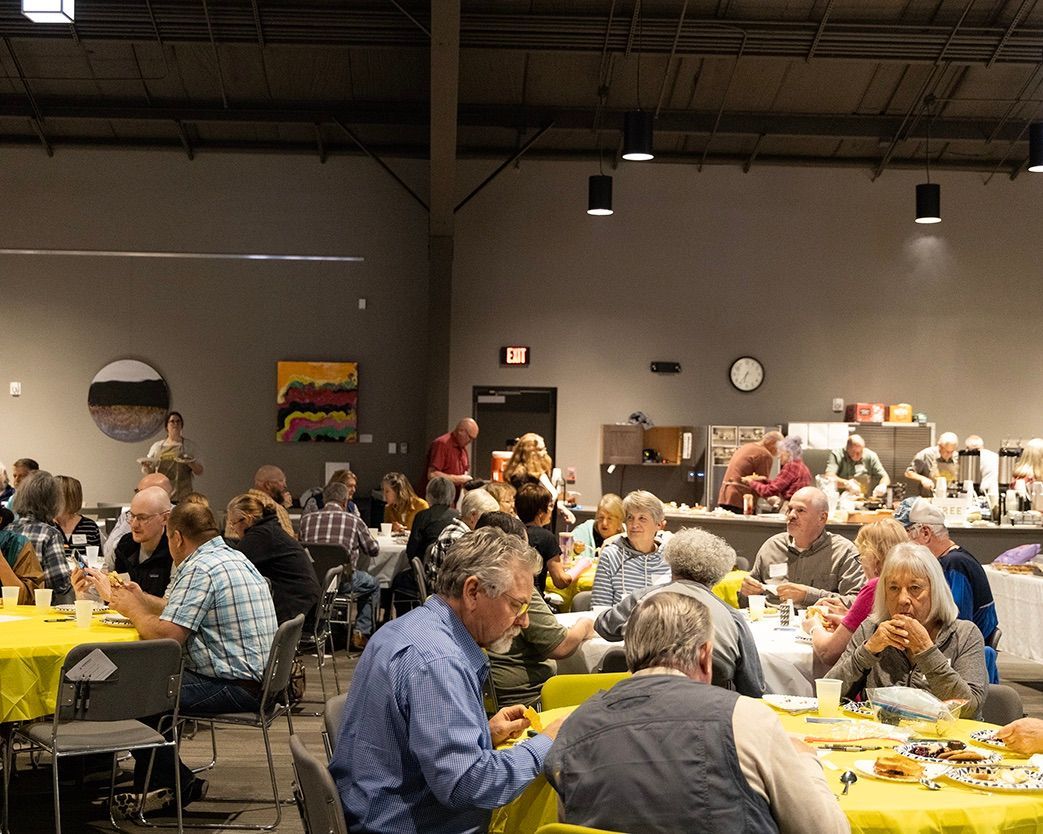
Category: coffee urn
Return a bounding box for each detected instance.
[998,443,1023,489]
[957,448,981,490]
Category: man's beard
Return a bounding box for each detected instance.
[487,628,521,653]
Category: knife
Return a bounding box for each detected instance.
[818,744,883,752]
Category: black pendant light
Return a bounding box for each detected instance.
[587,174,613,216]
[915,98,941,224]
[622,111,654,161]
[1029,122,1043,173]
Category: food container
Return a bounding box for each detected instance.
[844,402,887,423]
[888,403,913,422]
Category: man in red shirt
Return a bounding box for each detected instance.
[420,418,479,498]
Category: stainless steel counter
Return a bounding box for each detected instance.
[572,507,1041,565]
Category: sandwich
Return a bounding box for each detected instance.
[873,755,924,779]
[108,572,125,588]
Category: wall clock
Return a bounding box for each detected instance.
[729,356,764,392]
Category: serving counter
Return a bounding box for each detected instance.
[572,507,1042,565]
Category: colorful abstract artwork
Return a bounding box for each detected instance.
[276,361,358,443]
[88,359,170,442]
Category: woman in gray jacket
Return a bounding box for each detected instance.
[826,542,986,718]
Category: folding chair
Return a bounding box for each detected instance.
[982,683,1024,726]
[571,591,592,612]
[322,692,348,761]
[540,673,630,711]
[142,614,305,831]
[289,735,347,834]
[304,543,371,655]
[596,646,628,673]
[312,565,346,705]
[411,556,429,602]
[4,639,184,834]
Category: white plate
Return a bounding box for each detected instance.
[945,765,1043,791]
[100,614,134,628]
[794,632,814,644]
[842,701,877,718]
[853,758,947,784]
[969,729,1010,751]
[763,694,818,713]
[895,742,1001,765]
[51,603,108,614]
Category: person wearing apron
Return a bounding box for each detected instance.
[142,411,204,502]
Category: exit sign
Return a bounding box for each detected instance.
[500,345,530,366]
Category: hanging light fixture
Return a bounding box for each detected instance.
[1029,122,1043,173]
[915,98,941,224]
[587,174,613,216]
[22,0,74,23]
[622,111,654,161]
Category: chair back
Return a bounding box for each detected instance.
[540,672,630,711]
[261,614,306,706]
[313,566,345,641]
[734,555,750,571]
[596,646,627,673]
[54,639,183,723]
[986,625,1002,650]
[290,734,348,834]
[982,683,1024,725]
[305,542,354,583]
[322,692,348,760]
[571,591,592,612]
[535,823,627,834]
[411,556,429,601]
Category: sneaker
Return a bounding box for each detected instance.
[111,787,175,819]
[183,777,209,808]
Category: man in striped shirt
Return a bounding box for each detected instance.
[299,481,380,648]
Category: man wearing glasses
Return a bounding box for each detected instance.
[102,472,173,565]
[329,528,565,834]
[110,485,174,597]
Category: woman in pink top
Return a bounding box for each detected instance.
[802,518,908,667]
[742,435,812,504]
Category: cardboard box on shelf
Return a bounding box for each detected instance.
[888,403,913,422]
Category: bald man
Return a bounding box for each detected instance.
[111,486,175,597]
[420,418,479,499]
[103,472,174,564]
[906,432,960,496]
[717,431,783,513]
[247,465,296,538]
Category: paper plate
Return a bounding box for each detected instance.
[763,694,818,713]
[945,765,1043,791]
[100,614,134,628]
[854,758,947,783]
[895,742,1001,765]
[51,603,108,614]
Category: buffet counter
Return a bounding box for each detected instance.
[572,506,1041,565]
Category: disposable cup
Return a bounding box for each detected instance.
[748,594,766,621]
[84,545,102,569]
[380,523,393,536]
[2,586,19,608]
[816,678,843,717]
[75,599,94,628]
[34,588,53,611]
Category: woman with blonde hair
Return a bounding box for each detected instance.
[503,433,553,490]
[53,474,103,557]
[571,493,624,554]
[803,518,908,666]
[382,472,428,532]
[1013,437,1043,483]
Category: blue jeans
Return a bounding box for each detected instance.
[344,569,381,635]
[134,669,262,793]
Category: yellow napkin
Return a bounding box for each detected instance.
[524,706,542,733]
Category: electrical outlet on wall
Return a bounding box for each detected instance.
[399,442,409,454]
[388,442,397,454]
[832,397,844,413]
[9,382,21,397]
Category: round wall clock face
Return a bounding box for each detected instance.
[729,356,764,392]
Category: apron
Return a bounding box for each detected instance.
[156,441,192,502]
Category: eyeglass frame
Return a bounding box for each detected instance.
[127,510,170,524]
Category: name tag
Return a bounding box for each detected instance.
[769,562,788,579]
[72,534,88,546]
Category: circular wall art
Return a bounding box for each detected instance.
[87,359,170,442]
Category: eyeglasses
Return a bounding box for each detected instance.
[500,590,530,617]
[128,510,168,523]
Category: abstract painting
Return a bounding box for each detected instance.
[276,361,358,442]
[88,359,170,442]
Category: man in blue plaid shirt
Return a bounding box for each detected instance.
[329,528,565,834]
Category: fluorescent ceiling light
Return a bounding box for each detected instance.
[0,248,364,262]
[22,0,75,24]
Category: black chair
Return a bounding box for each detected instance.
[290,735,348,834]
[4,639,185,834]
[597,646,628,673]
[986,625,1002,651]
[982,683,1024,725]
[143,614,306,831]
[304,543,370,654]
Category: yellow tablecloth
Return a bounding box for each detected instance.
[0,604,139,723]
[491,704,1043,834]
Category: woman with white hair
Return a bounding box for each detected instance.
[826,542,986,717]
[590,491,670,606]
[741,435,812,505]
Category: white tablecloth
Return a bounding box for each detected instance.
[553,608,816,695]
[985,566,1043,663]
[368,535,409,588]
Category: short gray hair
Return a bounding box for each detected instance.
[461,488,499,520]
[11,470,60,521]
[322,481,349,504]
[623,490,665,524]
[436,527,540,598]
[663,527,736,586]
[426,476,456,507]
[780,435,803,459]
[624,592,714,674]
[872,542,958,627]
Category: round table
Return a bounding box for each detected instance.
[0,604,139,723]
[491,704,1043,834]
[368,535,409,588]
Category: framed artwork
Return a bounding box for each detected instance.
[276,361,358,442]
[88,359,170,442]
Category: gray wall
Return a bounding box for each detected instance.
[449,160,1043,504]
[0,148,430,506]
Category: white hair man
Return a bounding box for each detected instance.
[594,527,765,696]
[905,431,959,496]
[329,528,564,834]
[963,434,998,497]
[741,486,862,607]
[426,487,499,586]
[824,434,890,497]
[545,592,849,833]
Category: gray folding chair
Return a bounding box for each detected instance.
[304,543,369,653]
[289,735,348,834]
[982,683,1024,725]
[312,566,346,704]
[4,639,184,834]
[322,692,348,761]
[411,556,429,602]
[571,590,592,612]
[597,646,628,673]
[142,614,305,831]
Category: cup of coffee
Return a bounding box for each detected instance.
[75,599,95,628]
[34,588,53,611]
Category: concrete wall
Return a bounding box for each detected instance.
[0,148,430,505]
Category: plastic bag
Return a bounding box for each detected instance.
[867,686,964,735]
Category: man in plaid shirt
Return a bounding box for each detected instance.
[299,481,381,649]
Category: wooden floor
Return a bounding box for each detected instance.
[8,650,1043,832]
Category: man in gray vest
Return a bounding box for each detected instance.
[545,592,850,834]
